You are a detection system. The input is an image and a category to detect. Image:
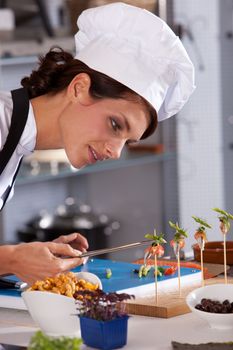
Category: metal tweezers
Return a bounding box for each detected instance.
[78,239,153,258]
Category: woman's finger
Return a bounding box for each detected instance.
[54,233,89,250]
[48,242,82,258]
[59,257,85,272]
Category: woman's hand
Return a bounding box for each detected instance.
[8,241,85,285]
[53,232,89,252]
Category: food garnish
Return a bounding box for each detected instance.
[106,268,112,279]
[145,230,167,304]
[155,266,165,277]
[144,231,166,262]
[169,221,188,257]
[192,216,211,249]
[27,272,98,298]
[28,330,82,350]
[213,208,233,235]
[213,207,233,284]
[169,221,188,297]
[138,264,151,278]
[164,266,177,276]
[134,265,175,278]
[192,216,212,286]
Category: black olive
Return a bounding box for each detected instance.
[195,298,233,314]
[195,304,202,310]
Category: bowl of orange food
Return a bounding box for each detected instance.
[22,271,102,337]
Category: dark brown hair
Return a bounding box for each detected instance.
[21,47,157,139]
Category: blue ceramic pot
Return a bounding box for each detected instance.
[79,315,129,350]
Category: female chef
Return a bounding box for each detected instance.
[0,2,195,284]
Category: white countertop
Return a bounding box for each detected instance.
[0,308,232,350]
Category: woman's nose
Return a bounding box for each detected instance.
[106,141,125,160]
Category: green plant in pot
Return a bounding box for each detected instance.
[75,289,134,350]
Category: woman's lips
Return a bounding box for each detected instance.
[88,146,103,164]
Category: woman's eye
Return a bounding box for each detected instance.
[110,118,121,132]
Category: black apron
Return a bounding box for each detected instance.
[0,88,30,211]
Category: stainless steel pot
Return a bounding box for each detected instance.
[17,198,120,255]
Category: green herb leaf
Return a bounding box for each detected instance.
[145,231,167,245]
[28,331,82,350]
[144,234,155,240]
[169,221,188,239]
[213,208,233,220]
[192,216,212,229]
[213,208,228,216]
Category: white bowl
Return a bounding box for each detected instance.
[186,283,233,330]
[22,272,102,337]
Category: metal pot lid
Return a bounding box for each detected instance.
[25,198,116,231]
[56,199,107,228]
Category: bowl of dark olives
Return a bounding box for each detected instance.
[186,284,233,330]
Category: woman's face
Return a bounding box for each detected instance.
[59,96,149,169]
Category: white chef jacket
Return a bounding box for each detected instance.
[0,90,37,210]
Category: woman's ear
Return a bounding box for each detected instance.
[67,73,93,105]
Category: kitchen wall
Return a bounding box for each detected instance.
[174,0,230,253]
[219,1,233,220]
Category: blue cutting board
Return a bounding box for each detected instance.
[72,258,200,293]
[0,259,201,308]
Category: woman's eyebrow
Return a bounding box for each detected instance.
[119,112,130,132]
[119,113,139,143]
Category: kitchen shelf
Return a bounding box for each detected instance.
[0,56,38,66]
[0,37,74,61]
[16,152,176,186]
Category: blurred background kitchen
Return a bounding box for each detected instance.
[0,0,232,262]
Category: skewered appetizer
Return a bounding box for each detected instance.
[192,216,212,286]
[169,221,188,257]
[169,221,188,296]
[144,231,167,262]
[213,208,233,284]
[135,231,166,279]
[192,216,212,251]
[144,230,167,304]
[213,208,233,235]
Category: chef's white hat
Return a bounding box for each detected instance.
[74,2,195,121]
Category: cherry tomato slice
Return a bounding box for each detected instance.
[164,266,177,275]
[170,239,185,249]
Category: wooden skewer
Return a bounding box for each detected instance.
[154,254,158,305]
[223,234,228,284]
[177,250,181,297]
[200,247,204,287]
